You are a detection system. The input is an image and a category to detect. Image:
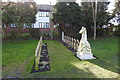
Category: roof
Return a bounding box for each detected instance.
[36,4,53,12]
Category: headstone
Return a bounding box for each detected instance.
[76,26,96,60]
[72,38,74,48]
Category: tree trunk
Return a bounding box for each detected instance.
[91,1,97,40]
[2,24,7,38]
[17,23,23,38]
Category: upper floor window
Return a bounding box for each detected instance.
[39,11,49,17]
[46,12,49,17]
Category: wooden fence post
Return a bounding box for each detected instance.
[72,38,74,48]
[64,36,66,43]
[74,38,76,50]
[62,32,64,41]
[76,39,79,50]
[35,36,42,71]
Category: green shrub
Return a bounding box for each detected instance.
[42,32,50,37]
[9,30,19,39]
[53,31,61,40]
[41,32,50,40]
[29,28,41,39]
[97,28,106,37]
[113,24,120,37]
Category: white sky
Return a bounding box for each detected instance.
[2,0,117,25]
[2,0,115,13]
[34,0,57,5]
[34,0,115,13]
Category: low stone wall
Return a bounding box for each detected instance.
[5,27,29,34]
[4,27,52,34]
[40,28,50,33]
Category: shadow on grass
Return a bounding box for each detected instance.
[25,61,97,78]
[88,59,119,74]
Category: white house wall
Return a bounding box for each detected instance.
[33,11,50,28]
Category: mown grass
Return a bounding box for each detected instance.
[2,40,38,77]
[2,37,119,78]
[89,37,119,73]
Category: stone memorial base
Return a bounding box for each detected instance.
[76,52,96,60]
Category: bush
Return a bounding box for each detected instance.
[113,24,120,37]
[97,28,106,37]
[53,31,61,40]
[42,32,50,37]
[9,30,19,39]
[41,32,51,40]
[29,28,41,39]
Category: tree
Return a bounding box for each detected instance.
[91,1,97,40]
[112,1,120,37]
[112,1,120,24]
[2,2,15,37]
[52,2,83,38]
[2,2,37,38]
[81,1,111,38]
[52,1,111,39]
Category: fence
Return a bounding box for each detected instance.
[62,32,80,50]
[35,36,43,70]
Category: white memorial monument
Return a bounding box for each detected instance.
[76,26,96,60]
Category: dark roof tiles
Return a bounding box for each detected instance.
[36,4,53,11]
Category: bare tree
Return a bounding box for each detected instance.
[91,0,97,40]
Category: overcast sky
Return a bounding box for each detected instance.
[2,0,115,13]
[34,0,115,13]
[2,0,117,25]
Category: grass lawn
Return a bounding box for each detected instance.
[2,37,119,78]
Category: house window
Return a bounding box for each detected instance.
[46,23,49,28]
[10,24,16,28]
[43,12,46,17]
[39,22,49,28]
[39,22,42,28]
[39,11,49,17]
[24,24,30,28]
[32,24,34,28]
[46,12,49,17]
[39,12,42,17]
[43,23,49,28]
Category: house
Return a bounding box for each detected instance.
[32,4,54,32]
[4,3,54,33]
